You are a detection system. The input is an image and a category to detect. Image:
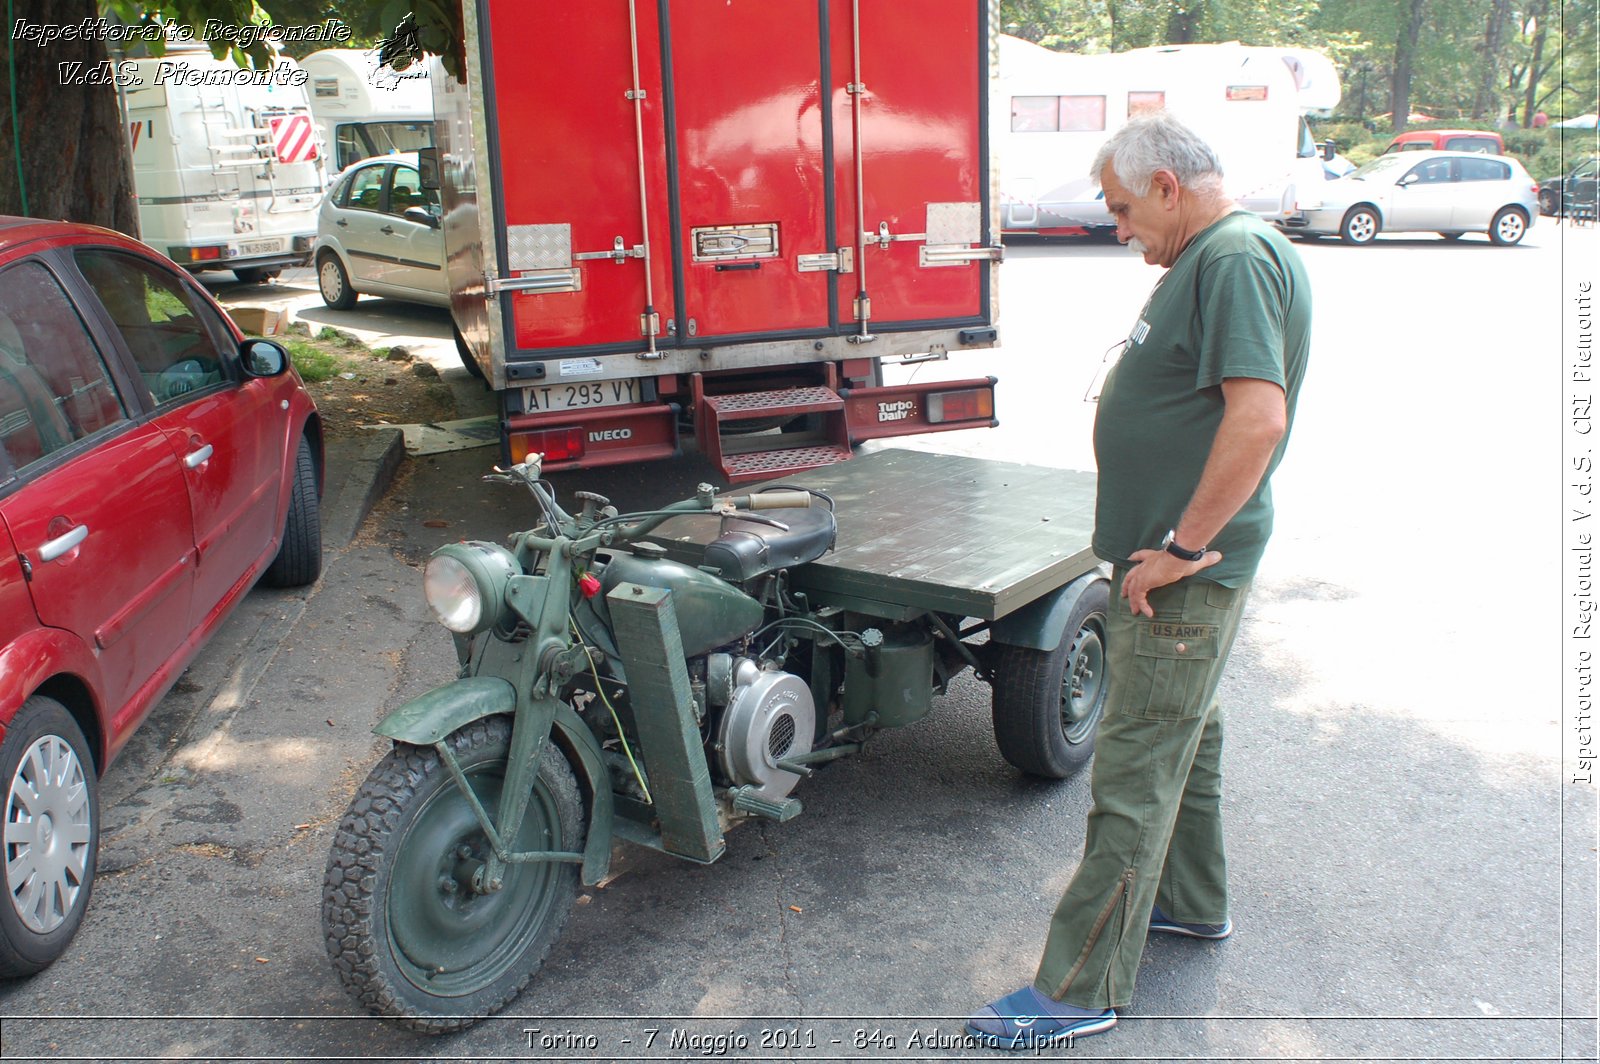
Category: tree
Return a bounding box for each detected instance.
[0,0,396,232]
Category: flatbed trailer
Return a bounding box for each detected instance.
[657,446,1110,780]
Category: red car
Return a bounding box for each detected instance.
[0,218,322,975]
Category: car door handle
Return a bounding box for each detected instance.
[336,218,348,227]
[381,225,396,235]
[38,524,88,563]
[184,443,214,468]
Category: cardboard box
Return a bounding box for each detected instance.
[230,306,285,336]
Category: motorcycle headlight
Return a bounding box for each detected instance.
[423,542,520,635]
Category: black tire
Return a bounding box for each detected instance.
[1437,231,1464,241]
[317,252,357,310]
[232,266,281,285]
[262,436,321,588]
[1489,206,1528,246]
[990,578,1110,779]
[454,327,486,383]
[322,717,583,1032]
[0,697,98,978]
[1539,189,1561,217]
[1340,206,1380,245]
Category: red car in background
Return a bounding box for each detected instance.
[0,218,322,976]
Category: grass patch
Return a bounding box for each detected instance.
[284,339,345,383]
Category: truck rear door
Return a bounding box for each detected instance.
[479,0,990,360]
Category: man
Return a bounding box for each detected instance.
[966,112,1311,1049]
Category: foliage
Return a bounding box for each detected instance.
[281,336,343,383]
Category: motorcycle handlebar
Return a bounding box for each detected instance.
[723,490,815,510]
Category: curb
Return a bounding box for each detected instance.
[321,428,406,547]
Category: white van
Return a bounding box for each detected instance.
[300,49,433,174]
[121,44,325,282]
[996,36,1341,234]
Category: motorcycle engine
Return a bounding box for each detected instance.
[711,656,815,803]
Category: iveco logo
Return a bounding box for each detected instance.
[877,400,916,422]
[589,428,633,442]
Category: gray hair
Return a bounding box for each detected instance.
[1090,111,1225,197]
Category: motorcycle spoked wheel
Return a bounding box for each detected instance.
[322,717,583,1033]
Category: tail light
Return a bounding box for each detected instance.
[168,245,225,263]
[509,426,584,464]
[927,388,995,424]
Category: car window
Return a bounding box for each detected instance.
[387,165,439,217]
[1443,136,1495,153]
[1575,160,1599,180]
[344,164,388,213]
[0,260,129,478]
[1399,142,1432,151]
[1407,158,1454,184]
[1458,157,1510,182]
[74,250,233,407]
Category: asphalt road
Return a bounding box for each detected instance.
[0,222,1594,1063]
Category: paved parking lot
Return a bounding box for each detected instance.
[0,223,1594,1062]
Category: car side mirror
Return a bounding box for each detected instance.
[1398,172,1419,186]
[404,206,441,229]
[1321,138,1336,161]
[417,147,440,191]
[241,339,289,378]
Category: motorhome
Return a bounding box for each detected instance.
[996,36,1341,234]
[120,44,325,282]
[300,48,434,174]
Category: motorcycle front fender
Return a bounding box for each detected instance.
[374,676,615,885]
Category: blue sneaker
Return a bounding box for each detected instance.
[1149,904,1232,939]
[965,986,1117,1050]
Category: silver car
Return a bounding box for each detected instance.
[311,153,449,308]
[1280,149,1539,245]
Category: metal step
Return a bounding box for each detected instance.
[703,386,843,421]
[720,443,853,482]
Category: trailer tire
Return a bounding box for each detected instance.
[318,252,357,310]
[990,577,1109,779]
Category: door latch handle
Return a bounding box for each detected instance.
[380,225,396,235]
[185,443,214,469]
[38,524,88,563]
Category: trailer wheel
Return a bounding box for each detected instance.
[318,252,357,310]
[990,578,1110,779]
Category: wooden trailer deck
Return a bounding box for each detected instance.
[659,448,1102,621]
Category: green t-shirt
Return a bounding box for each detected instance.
[1092,211,1311,586]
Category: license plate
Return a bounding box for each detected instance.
[238,240,281,256]
[522,378,642,412]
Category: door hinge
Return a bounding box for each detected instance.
[796,247,854,274]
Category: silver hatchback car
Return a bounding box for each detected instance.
[1280,149,1540,245]
[311,153,449,309]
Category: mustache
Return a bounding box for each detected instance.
[1127,237,1149,255]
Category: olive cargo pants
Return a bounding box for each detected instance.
[1033,568,1252,1009]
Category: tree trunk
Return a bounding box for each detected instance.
[1521,0,1550,127]
[0,0,138,233]
[1389,0,1429,133]
[1472,0,1514,120]
[1164,0,1203,44]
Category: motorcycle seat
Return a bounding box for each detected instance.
[702,505,837,583]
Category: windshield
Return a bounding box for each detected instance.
[1297,117,1317,158]
[1348,154,1412,180]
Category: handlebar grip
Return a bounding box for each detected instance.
[735,490,814,510]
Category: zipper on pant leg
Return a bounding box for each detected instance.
[1051,867,1136,1001]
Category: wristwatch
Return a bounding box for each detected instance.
[1160,529,1207,562]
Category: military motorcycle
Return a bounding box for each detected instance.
[322,449,1110,1031]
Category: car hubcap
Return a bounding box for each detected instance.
[1350,214,1374,241]
[1499,214,1524,242]
[1060,620,1107,744]
[5,736,92,934]
[319,260,342,299]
